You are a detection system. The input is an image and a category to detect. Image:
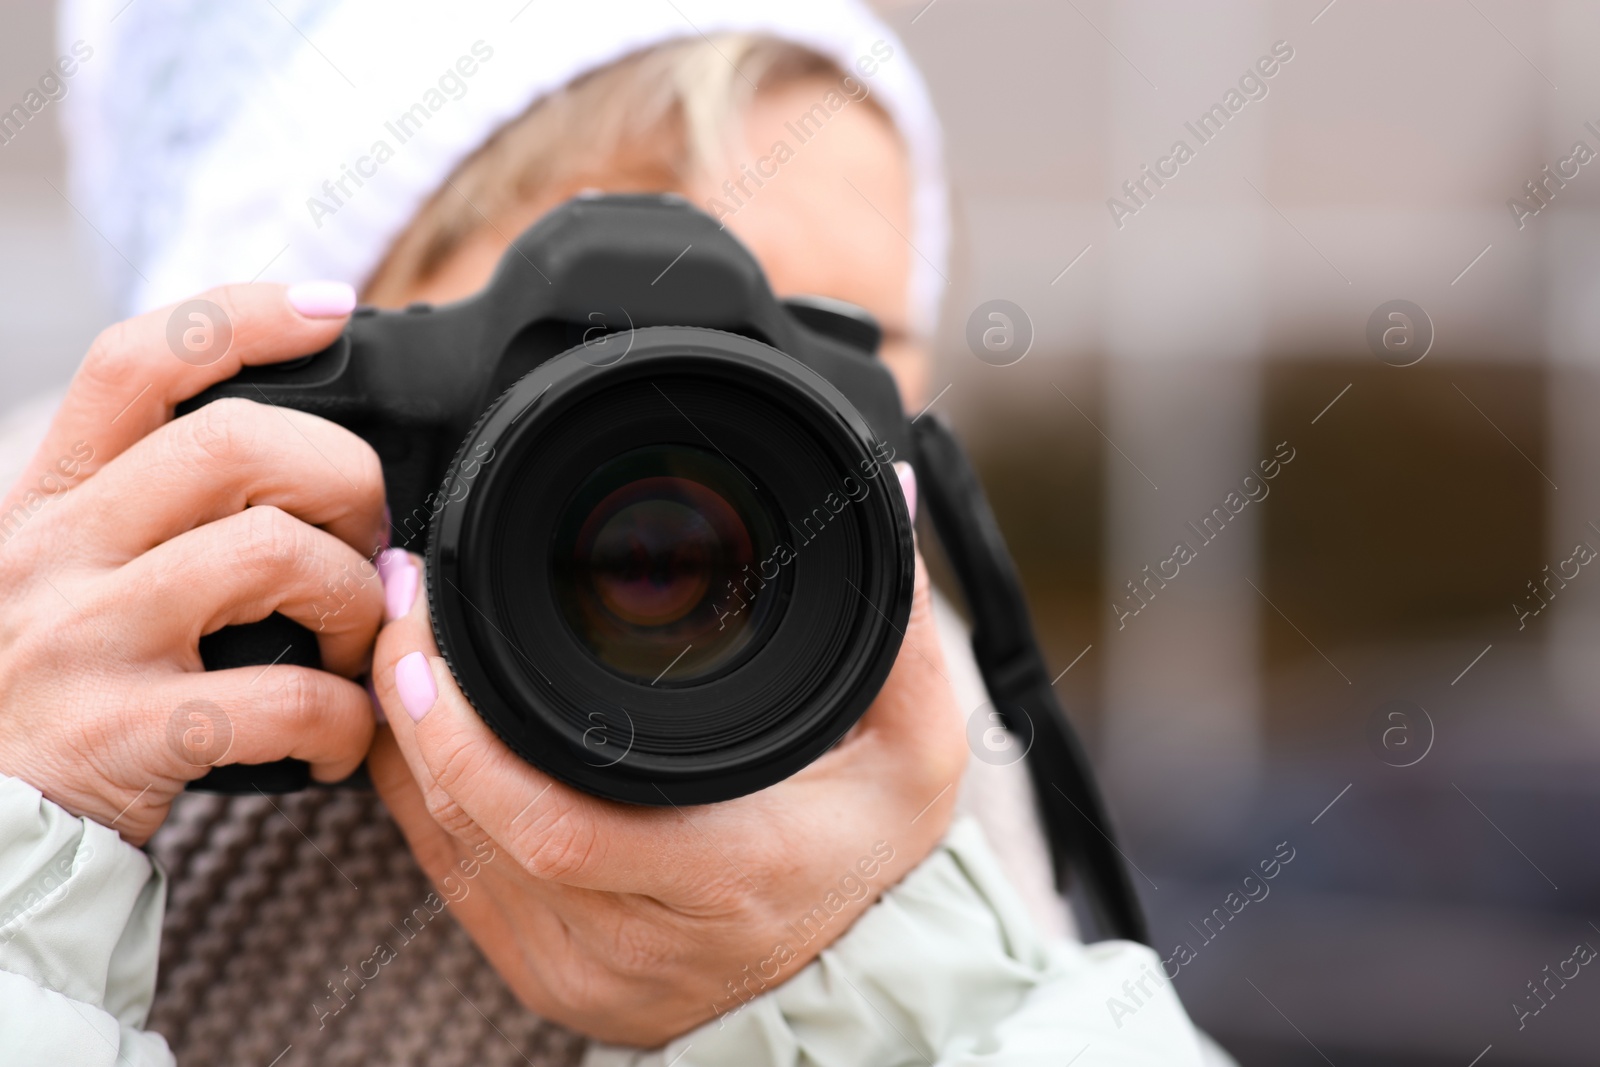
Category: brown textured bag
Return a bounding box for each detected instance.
[146,790,587,1067]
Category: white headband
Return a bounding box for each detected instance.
[58,0,949,335]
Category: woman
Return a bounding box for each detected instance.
[0,2,1221,1063]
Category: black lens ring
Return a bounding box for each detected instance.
[426,327,913,805]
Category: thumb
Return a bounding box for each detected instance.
[850,464,963,752]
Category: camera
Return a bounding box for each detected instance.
[186,194,915,806]
[182,193,1150,944]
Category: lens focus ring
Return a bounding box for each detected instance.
[426,327,913,805]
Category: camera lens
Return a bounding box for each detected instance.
[553,446,780,684]
[429,327,912,805]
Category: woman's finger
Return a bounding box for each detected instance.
[845,549,963,752]
[59,397,387,563]
[365,727,560,912]
[154,664,376,784]
[779,466,965,840]
[116,504,385,678]
[9,281,354,501]
[825,466,966,793]
[371,553,688,892]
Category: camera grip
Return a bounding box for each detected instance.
[186,613,318,794]
[180,342,382,795]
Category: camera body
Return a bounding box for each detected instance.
[184,193,1151,945]
[186,194,916,805]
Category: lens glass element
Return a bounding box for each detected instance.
[553,446,783,684]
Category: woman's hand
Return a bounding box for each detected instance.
[367,525,968,1047]
[0,282,388,844]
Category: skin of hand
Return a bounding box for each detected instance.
[367,529,967,1047]
[0,282,388,845]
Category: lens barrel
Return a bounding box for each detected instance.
[427,327,913,805]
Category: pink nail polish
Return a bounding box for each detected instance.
[395,652,437,722]
[365,675,387,725]
[895,462,918,524]
[377,548,418,621]
[286,280,357,319]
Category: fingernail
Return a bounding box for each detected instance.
[395,652,437,723]
[377,548,418,621]
[364,675,387,725]
[286,280,357,319]
[894,462,918,524]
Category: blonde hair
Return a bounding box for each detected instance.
[364,34,863,303]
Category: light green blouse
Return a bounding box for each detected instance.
[0,774,1218,1067]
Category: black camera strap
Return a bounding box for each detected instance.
[912,415,1150,946]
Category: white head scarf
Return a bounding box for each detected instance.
[58,0,948,334]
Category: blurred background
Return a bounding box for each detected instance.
[5,0,1600,1063]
